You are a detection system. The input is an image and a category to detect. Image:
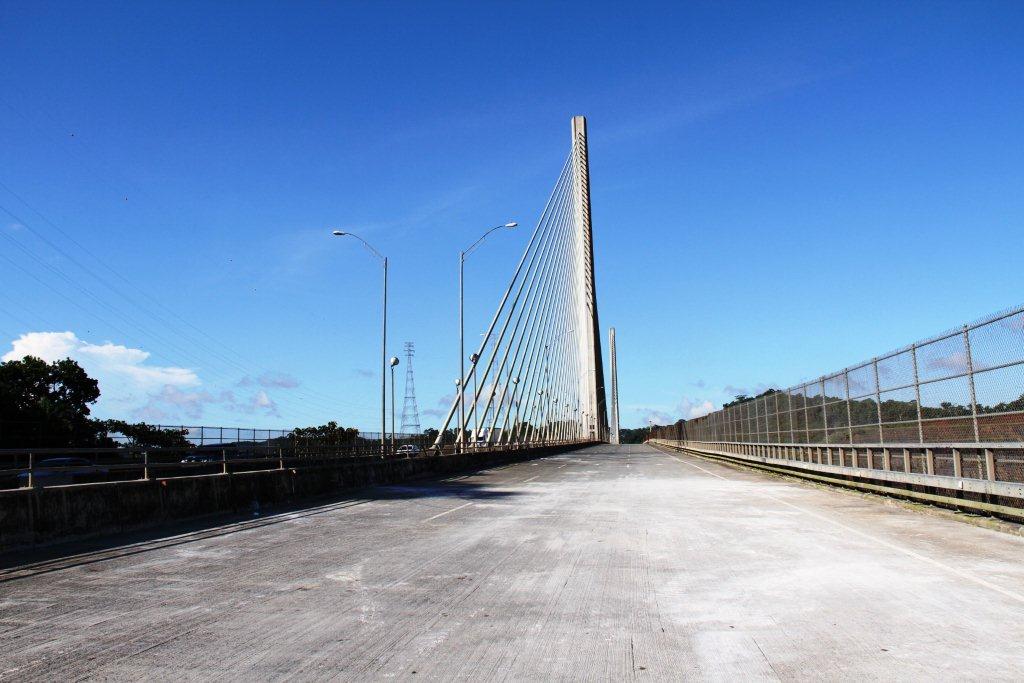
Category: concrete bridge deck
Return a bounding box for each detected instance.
[2,444,1023,680]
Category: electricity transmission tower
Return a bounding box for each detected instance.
[400,342,421,434]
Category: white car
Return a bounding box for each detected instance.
[395,444,421,456]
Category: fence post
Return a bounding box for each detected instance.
[903,447,911,474]
[143,450,149,480]
[820,378,827,445]
[222,448,228,475]
[845,370,854,445]
[926,448,935,475]
[985,448,996,481]
[278,447,284,470]
[910,343,924,443]
[873,359,883,443]
[27,452,34,488]
[803,385,811,444]
[962,326,981,443]
[760,397,765,442]
[787,389,795,443]
[882,447,891,471]
[774,391,781,443]
[953,448,963,478]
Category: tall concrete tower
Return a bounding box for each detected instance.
[571,115,608,441]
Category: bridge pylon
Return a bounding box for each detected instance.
[434,116,609,449]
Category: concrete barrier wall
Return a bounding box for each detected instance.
[0,444,585,552]
[650,439,1024,522]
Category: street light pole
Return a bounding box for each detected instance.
[390,356,400,454]
[454,378,462,446]
[459,221,516,451]
[459,252,465,451]
[382,256,387,455]
[331,229,388,456]
[512,376,520,445]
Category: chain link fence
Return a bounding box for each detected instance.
[678,305,1024,447]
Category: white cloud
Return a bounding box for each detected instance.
[680,397,714,419]
[3,331,282,424]
[629,395,715,427]
[925,351,970,374]
[252,389,279,417]
[635,407,674,426]
[3,331,199,391]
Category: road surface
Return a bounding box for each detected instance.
[2,444,1023,680]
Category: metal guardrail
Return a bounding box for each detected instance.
[651,439,1024,518]
[0,422,428,449]
[0,439,589,492]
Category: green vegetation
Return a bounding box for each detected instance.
[0,355,193,449]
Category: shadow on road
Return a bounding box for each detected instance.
[374,480,519,501]
[0,472,520,582]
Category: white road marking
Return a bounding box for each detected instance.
[423,501,474,522]
[521,475,539,483]
[669,452,1024,605]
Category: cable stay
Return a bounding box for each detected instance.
[434,116,608,449]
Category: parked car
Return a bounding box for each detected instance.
[17,457,109,487]
[395,444,421,456]
[181,453,220,464]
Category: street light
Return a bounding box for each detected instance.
[469,351,481,442]
[389,356,400,454]
[331,229,388,456]
[511,376,520,445]
[459,221,516,450]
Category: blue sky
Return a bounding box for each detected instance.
[2,1,1022,430]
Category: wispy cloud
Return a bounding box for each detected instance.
[723,382,774,398]
[239,371,300,389]
[602,65,851,146]
[134,386,280,422]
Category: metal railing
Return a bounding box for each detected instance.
[671,304,1024,446]
[655,439,1024,485]
[0,423,421,449]
[0,438,591,492]
[651,438,1024,519]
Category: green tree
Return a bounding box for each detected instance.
[103,420,192,448]
[0,356,108,448]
